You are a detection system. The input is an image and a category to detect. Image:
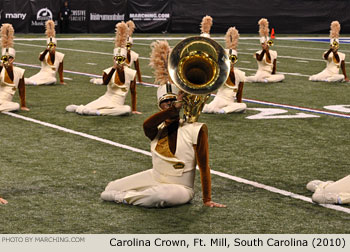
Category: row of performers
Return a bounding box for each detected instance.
[1,18,349,207]
[1,17,348,114]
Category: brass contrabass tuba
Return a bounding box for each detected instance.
[168,36,230,122]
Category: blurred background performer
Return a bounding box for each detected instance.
[245,18,285,83]
[200,15,212,38]
[202,27,246,114]
[90,20,143,85]
[66,22,141,116]
[306,175,350,204]
[309,21,349,82]
[101,40,225,208]
[0,23,29,112]
[25,20,66,86]
[125,20,142,83]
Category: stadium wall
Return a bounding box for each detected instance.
[1,0,350,34]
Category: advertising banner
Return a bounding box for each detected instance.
[1,0,31,33]
[66,0,88,33]
[88,0,126,33]
[127,0,171,33]
[29,0,60,33]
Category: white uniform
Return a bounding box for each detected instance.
[90,50,139,85]
[25,51,64,85]
[245,50,285,83]
[0,66,25,112]
[66,66,136,116]
[202,69,247,113]
[307,175,350,204]
[101,122,204,207]
[309,51,345,82]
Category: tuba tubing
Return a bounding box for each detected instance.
[168,36,230,95]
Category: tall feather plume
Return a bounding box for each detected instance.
[1,23,14,49]
[225,27,239,50]
[258,18,269,37]
[126,20,135,37]
[149,40,171,85]
[330,21,340,38]
[115,22,128,48]
[200,15,213,34]
[45,20,56,38]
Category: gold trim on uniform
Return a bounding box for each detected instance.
[173,162,185,169]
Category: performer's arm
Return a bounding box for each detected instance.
[272,59,277,74]
[341,60,349,82]
[102,68,116,85]
[236,82,244,103]
[196,124,226,208]
[130,77,141,114]
[39,49,49,61]
[18,77,29,111]
[134,59,142,83]
[255,50,265,61]
[324,49,332,60]
[333,50,340,63]
[143,105,180,141]
[58,61,66,85]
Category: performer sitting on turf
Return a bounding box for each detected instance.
[202,27,246,114]
[309,21,349,82]
[245,18,285,83]
[25,20,65,86]
[101,40,225,208]
[66,22,141,116]
[90,20,142,85]
[0,23,29,112]
[306,175,350,204]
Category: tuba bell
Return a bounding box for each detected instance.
[168,36,230,122]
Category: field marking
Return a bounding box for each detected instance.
[14,61,350,118]
[2,111,350,214]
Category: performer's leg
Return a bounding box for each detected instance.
[222,102,247,113]
[98,105,131,116]
[0,101,20,112]
[326,74,345,82]
[311,176,350,204]
[90,78,104,85]
[265,74,285,82]
[309,70,327,81]
[124,184,194,207]
[202,97,225,114]
[245,75,258,83]
[65,104,79,113]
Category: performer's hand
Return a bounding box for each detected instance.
[20,106,30,111]
[132,111,142,114]
[0,198,8,205]
[204,201,227,208]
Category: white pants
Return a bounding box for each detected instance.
[101,169,195,207]
[66,94,131,116]
[25,70,57,85]
[309,175,350,204]
[90,78,103,85]
[245,70,285,83]
[0,100,20,112]
[309,70,344,82]
[202,96,246,114]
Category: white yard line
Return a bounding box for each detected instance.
[2,111,350,214]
